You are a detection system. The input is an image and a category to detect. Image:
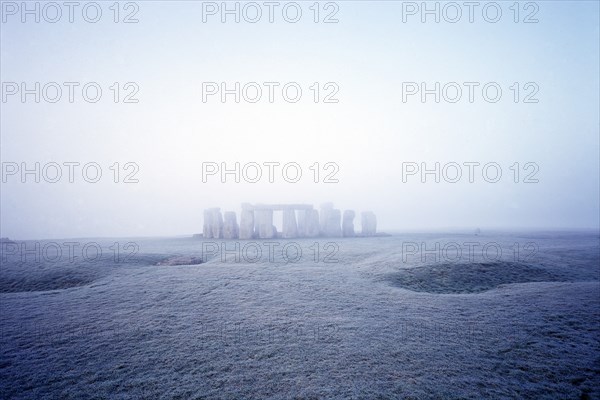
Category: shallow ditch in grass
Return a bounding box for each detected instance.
[0,268,101,293]
[0,253,168,293]
[384,262,565,294]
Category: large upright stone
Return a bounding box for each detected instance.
[324,209,342,237]
[239,207,254,240]
[203,209,212,238]
[223,211,239,239]
[211,209,223,238]
[203,208,223,239]
[255,209,275,239]
[361,211,377,236]
[282,208,298,238]
[306,209,320,237]
[296,210,307,237]
[342,210,356,237]
[319,203,334,235]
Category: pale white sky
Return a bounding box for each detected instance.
[1,1,599,239]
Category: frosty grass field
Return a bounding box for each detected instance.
[1,231,599,399]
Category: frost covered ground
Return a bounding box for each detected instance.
[1,231,599,399]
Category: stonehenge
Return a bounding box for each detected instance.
[202,203,377,239]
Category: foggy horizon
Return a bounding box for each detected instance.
[2,1,599,240]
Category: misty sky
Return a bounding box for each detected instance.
[1,1,599,239]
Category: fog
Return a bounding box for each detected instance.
[1,1,599,239]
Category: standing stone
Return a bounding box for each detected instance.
[306,209,320,237]
[324,209,342,237]
[319,203,334,235]
[255,209,275,239]
[211,209,223,239]
[342,210,356,237]
[203,208,223,239]
[296,210,307,237]
[239,207,255,239]
[361,211,377,236]
[282,208,298,238]
[223,211,239,239]
[203,209,212,238]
